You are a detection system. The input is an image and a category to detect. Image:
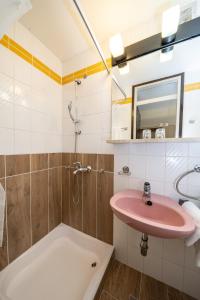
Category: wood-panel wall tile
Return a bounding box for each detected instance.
[49,167,62,230]
[0,179,8,270]
[49,153,62,168]
[97,172,113,244]
[62,153,71,166]
[6,155,30,176]
[31,170,48,244]
[70,153,83,165]
[62,167,70,225]
[98,155,114,172]
[31,154,48,171]
[82,154,97,170]
[83,171,97,237]
[0,156,5,178]
[69,170,83,231]
[7,174,31,262]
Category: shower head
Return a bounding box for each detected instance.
[68,101,75,122]
[67,101,79,124]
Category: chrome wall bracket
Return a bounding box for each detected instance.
[118,166,131,176]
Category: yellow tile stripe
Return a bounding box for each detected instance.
[184,82,200,92]
[1,34,200,90]
[62,58,111,84]
[112,97,132,105]
[0,35,62,85]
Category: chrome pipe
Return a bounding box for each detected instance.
[140,233,148,256]
[72,0,110,73]
[72,0,127,98]
[111,74,127,98]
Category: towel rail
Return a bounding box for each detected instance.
[175,165,200,201]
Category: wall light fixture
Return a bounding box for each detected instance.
[162,5,180,44]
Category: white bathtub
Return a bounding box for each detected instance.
[0,224,114,300]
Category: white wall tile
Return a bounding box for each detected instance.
[114,174,130,193]
[77,90,111,116]
[163,261,184,290]
[183,269,200,299]
[31,111,49,133]
[14,130,31,154]
[149,180,165,194]
[165,157,188,183]
[0,22,63,155]
[129,155,146,179]
[31,132,47,154]
[163,239,185,266]
[14,105,31,131]
[0,128,14,154]
[80,114,101,135]
[128,245,143,272]
[113,216,128,264]
[143,255,162,282]
[14,57,32,86]
[77,133,101,154]
[31,89,48,113]
[113,144,130,155]
[0,100,14,128]
[148,236,164,258]
[63,134,74,153]
[14,81,31,108]
[0,73,14,103]
[166,143,188,157]
[127,226,141,248]
[129,143,146,156]
[184,245,200,274]
[146,156,165,181]
[146,143,166,156]
[128,177,144,191]
[189,143,200,157]
[0,46,14,77]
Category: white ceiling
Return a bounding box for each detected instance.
[20,0,192,62]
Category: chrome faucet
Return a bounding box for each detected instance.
[143,182,152,206]
[73,162,91,175]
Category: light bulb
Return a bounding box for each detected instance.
[162,5,180,40]
[109,34,124,58]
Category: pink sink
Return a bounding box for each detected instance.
[110,190,195,238]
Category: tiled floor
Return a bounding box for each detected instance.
[96,260,196,300]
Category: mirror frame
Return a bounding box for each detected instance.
[131,73,185,139]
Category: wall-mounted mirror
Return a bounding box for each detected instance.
[111,36,200,141]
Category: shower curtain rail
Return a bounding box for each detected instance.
[72,0,127,98]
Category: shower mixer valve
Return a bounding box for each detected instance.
[73,162,92,175]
